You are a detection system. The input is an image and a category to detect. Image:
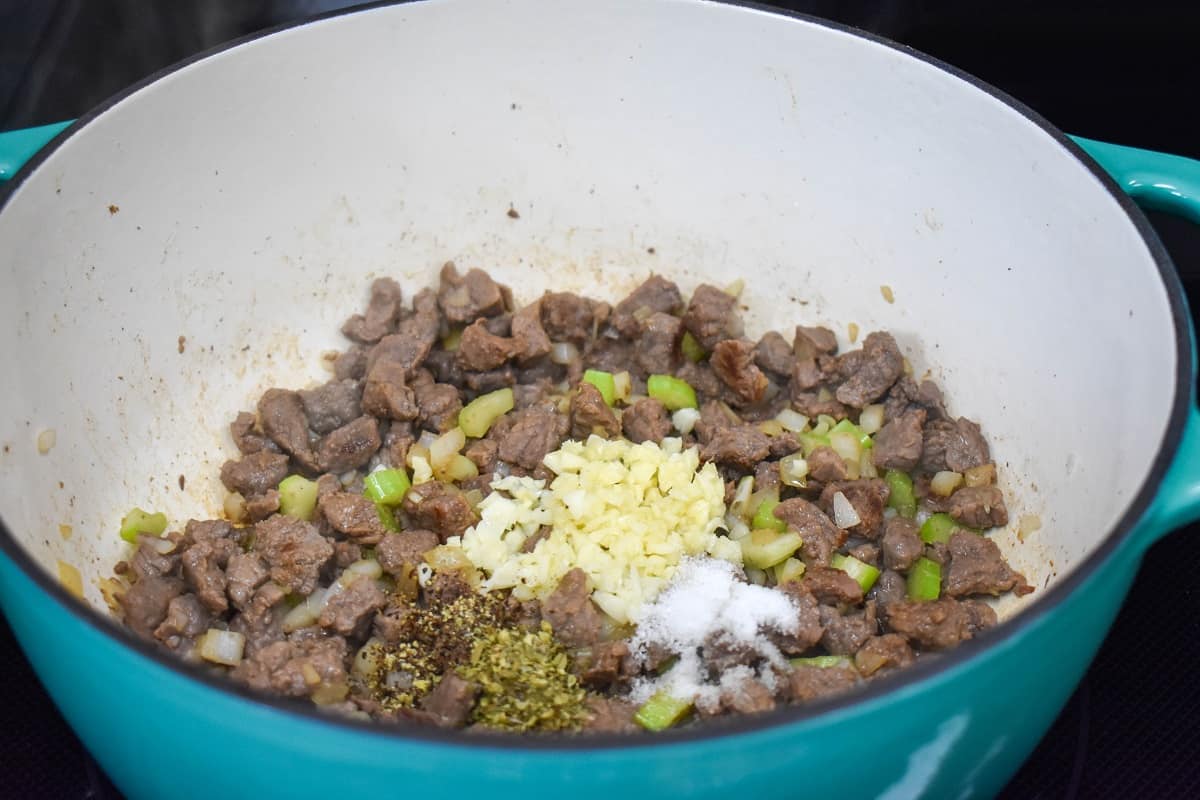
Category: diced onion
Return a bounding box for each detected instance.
[1018,513,1042,542]
[428,427,466,471]
[779,453,809,488]
[829,431,862,464]
[550,341,579,365]
[283,587,328,632]
[417,431,438,450]
[729,475,755,518]
[438,453,479,482]
[832,491,861,529]
[354,638,383,677]
[311,681,349,706]
[859,449,878,479]
[964,463,997,488]
[198,629,245,666]
[141,535,177,555]
[848,322,860,344]
[417,563,434,587]
[725,516,751,541]
[224,492,247,523]
[758,419,784,437]
[724,278,745,298]
[341,559,383,583]
[880,285,895,304]
[301,662,321,686]
[859,404,885,434]
[410,454,434,485]
[744,566,767,585]
[58,561,83,599]
[930,471,964,497]
[775,409,810,433]
[36,428,56,455]
[612,371,632,403]
[672,407,701,435]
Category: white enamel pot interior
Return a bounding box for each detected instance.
[0,0,1189,798]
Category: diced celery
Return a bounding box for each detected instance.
[363,468,410,506]
[647,374,698,411]
[907,557,942,601]
[278,475,319,521]
[790,655,851,669]
[119,508,168,543]
[885,470,917,518]
[377,503,401,533]
[830,553,881,592]
[740,529,803,570]
[798,432,831,457]
[582,369,617,406]
[919,512,959,544]
[681,331,706,363]
[773,557,806,585]
[442,327,463,351]
[634,691,693,732]
[751,495,787,533]
[458,387,515,437]
[831,418,873,448]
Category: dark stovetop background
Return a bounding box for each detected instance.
[1,2,1198,798]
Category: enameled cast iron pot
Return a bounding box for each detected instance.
[2,2,1199,798]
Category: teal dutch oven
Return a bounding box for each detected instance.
[1,1,1198,798]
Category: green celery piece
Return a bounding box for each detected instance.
[376,503,401,533]
[582,369,617,406]
[680,331,707,363]
[830,553,881,592]
[119,508,168,543]
[363,468,411,506]
[919,513,959,544]
[751,496,787,533]
[790,655,851,669]
[646,374,698,411]
[278,475,319,521]
[884,470,917,518]
[634,691,693,732]
[798,432,831,457]
[740,529,803,570]
[831,418,872,448]
[459,387,515,437]
[907,557,942,601]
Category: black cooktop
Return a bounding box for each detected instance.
[1,3,1198,798]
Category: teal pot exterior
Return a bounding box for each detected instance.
[3,3,1200,799]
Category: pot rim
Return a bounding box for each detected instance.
[0,0,1191,752]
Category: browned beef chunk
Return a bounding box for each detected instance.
[225,552,269,612]
[947,486,1009,529]
[316,416,381,474]
[870,569,907,606]
[790,390,850,421]
[373,602,417,643]
[740,385,790,424]
[412,381,462,433]
[510,300,552,364]
[183,519,235,545]
[319,491,389,544]
[872,408,926,472]
[693,398,738,443]
[342,277,403,343]
[700,425,771,470]
[464,439,499,471]
[334,541,362,568]
[944,531,1031,597]
[921,417,991,473]
[483,313,513,337]
[375,530,440,576]
[419,672,478,727]
[787,663,859,703]
[570,382,621,439]
[582,640,631,690]
[855,633,915,677]
[633,312,682,377]
[881,517,923,572]
[916,380,948,420]
[884,598,995,649]
[772,582,825,655]
[676,361,724,402]
[847,542,880,566]
[719,678,777,715]
[121,574,185,638]
[583,697,639,733]
[753,331,796,378]
[228,582,288,657]
[334,345,369,381]
[835,332,904,408]
[319,576,386,639]
[438,263,505,324]
[230,411,277,455]
[711,339,768,405]
[503,596,543,631]
[252,514,334,595]
[793,325,838,359]
[803,566,864,606]
[622,397,672,444]
[232,634,348,699]
[496,407,568,470]
[424,349,464,387]
[580,337,633,376]
[220,453,288,496]
[774,498,846,566]
[129,540,179,580]
[819,602,877,656]
[754,460,781,494]
[424,572,474,605]
[182,538,237,614]
[258,389,317,469]
[541,292,608,342]
[611,275,683,337]
[300,379,362,435]
[245,490,280,522]
[457,319,520,371]
[368,326,436,380]
[402,482,477,541]
[542,567,604,648]
[381,422,414,468]
[820,479,890,539]
[884,376,948,422]
[361,361,418,421]
[153,593,210,646]
[699,635,762,678]
[808,446,849,483]
[682,284,743,350]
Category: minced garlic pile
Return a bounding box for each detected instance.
[446,435,739,623]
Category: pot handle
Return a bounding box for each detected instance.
[1071,136,1200,542]
[0,120,72,181]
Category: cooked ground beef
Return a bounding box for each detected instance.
[112,267,1030,736]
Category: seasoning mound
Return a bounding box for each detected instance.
[448,435,738,623]
[629,557,798,706]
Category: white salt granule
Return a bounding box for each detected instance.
[629,557,799,704]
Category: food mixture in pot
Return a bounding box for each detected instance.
[107,264,1032,734]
